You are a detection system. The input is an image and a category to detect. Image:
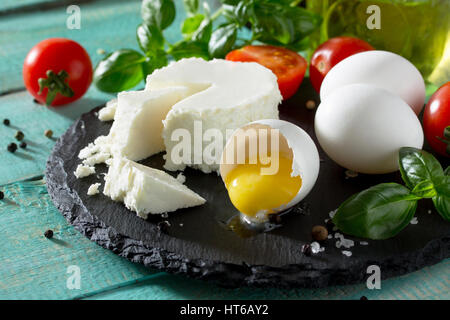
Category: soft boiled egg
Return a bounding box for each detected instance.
[320,50,426,115]
[219,119,320,223]
[315,84,424,174]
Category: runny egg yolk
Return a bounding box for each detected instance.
[224,154,302,218]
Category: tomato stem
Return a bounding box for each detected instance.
[38,70,74,105]
[436,126,450,155]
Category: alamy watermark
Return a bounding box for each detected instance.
[66,265,81,290]
[66,5,81,30]
[366,5,381,30]
[366,265,381,289]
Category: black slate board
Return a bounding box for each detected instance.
[45,80,450,288]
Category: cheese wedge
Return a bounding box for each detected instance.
[103,157,205,219]
[145,58,281,173]
[109,86,194,161]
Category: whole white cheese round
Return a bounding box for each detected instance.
[315,84,424,174]
[320,50,426,115]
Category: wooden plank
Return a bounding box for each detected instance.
[0,0,61,12]
[0,0,190,93]
[0,89,113,186]
[0,179,160,299]
[82,259,450,300]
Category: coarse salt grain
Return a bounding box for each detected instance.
[342,250,352,257]
[410,217,418,225]
[329,210,337,219]
[310,242,325,254]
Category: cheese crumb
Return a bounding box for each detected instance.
[82,152,111,166]
[410,217,418,225]
[87,183,101,196]
[98,98,117,121]
[74,164,95,178]
[176,172,186,184]
[360,241,369,246]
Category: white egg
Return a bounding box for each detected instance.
[320,50,426,115]
[220,119,320,222]
[315,84,424,174]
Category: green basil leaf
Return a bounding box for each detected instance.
[332,183,419,240]
[169,41,209,60]
[182,14,205,38]
[223,2,252,27]
[220,0,241,5]
[251,2,322,45]
[183,0,199,15]
[142,50,168,76]
[192,18,213,43]
[432,175,450,221]
[94,49,146,93]
[445,166,449,176]
[137,23,164,55]
[411,180,436,199]
[399,147,444,189]
[285,36,310,52]
[208,24,238,58]
[141,0,176,30]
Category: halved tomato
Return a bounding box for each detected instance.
[226,45,307,100]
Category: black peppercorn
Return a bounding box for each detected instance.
[15,131,24,141]
[3,119,10,126]
[44,230,53,239]
[19,142,27,149]
[0,191,4,200]
[302,244,312,256]
[7,143,17,153]
[44,129,53,138]
[312,225,328,241]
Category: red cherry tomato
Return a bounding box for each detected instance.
[226,45,307,100]
[310,37,374,93]
[423,82,450,157]
[23,38,92,106]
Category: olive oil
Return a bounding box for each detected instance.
[307,0,449,83]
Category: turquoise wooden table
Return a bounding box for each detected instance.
[0,0,448,300]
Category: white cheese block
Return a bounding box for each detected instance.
[98,98,117,122]
[145,58,281,173]
[108,87,193,161]
[103,157,205,219]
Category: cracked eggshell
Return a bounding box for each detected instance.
[320,50,426,115]
[315,84,424,174]
[220,119,320,212]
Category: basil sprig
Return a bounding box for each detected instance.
[93,0,322,93]
[333,147,450,240]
